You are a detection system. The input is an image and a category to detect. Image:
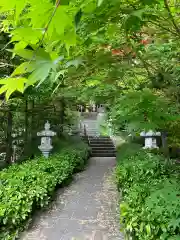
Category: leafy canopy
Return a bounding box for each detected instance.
[0,0,103,99]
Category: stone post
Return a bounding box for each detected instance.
[92,103,96,112]
[85,104,89,112]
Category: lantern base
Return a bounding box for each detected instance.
[41,151,50,158]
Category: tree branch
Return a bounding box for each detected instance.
[149,20,177,36]
[164,0,180,36]
[0,62,16,67]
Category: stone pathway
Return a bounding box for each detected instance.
[20,157,124,240]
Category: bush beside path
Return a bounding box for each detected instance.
[0,141,89,239]
[116,143,180,239]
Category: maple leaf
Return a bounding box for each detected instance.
[0,77,27,100]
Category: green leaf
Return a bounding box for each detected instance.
[0,0,26,20]
[26,0,53,30]
[0,77,27,100]
[11,28,42,45]
[10,47,51,61]
[75,9,83,28]
[83,1,96,13]
[28,63,52,86]
[52,55,64,64]
[97,0,104,7]
[24,78,37,89]
[87,79,101,86]
[64,30,76,54]
[13,41,28,52]
[65,58,83,68]
[15,0,27,21]
[52,0,71,4]
[50,7,72,37]
[131,9,145,20]
[61,0,70,5]
[11,62,37,76]
[9,48,34,60]
[141,0,159,5]
[52,70,66,83]
[124,15,142,33]
[0,85,8,95]
[0,0,16,12]
[11,48,63,87]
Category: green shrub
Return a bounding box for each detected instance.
[116,142,141,162]
[116,145,180,240]
[0,142,89,239]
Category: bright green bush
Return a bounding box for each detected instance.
[116,145,180,240]
[0,142,89,239]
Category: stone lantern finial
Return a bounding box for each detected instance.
[45,121,50,130]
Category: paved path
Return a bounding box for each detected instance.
[20,157,124,240]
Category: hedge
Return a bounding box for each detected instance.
[0,142,89,240]
[116,144,180,240]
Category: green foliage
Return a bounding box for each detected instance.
[167,120,180,148]
[0,77,27,100]
[116,144,180,239]
[99,123,109,136]
[0,0,179,102]
[0,0,100,95]
[116,142,141,161]
[111,88,178,133]
[0,141,89,239]
[0,46,84,99]
[0,0,180,153]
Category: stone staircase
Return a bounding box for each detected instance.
[82,119,99,137]
[89,136,116,157]
[80,117,116,157]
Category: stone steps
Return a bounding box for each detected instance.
[81,119,116,157]
[91,152,116,157]
[89,140,113,144]
[89,136,116,157]
[81,119,99,137]
[92,149,116,154]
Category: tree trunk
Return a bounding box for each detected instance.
[23,99,30,158]
[161,131,169,157]
[5,109,13,164]
[58,97,65,138]
[24,100,28,143]
[29,100,35,158]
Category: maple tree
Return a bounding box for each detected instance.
[0,0,180,138]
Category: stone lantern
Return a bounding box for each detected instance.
[37,121,56,158]
[140,130,161,149]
